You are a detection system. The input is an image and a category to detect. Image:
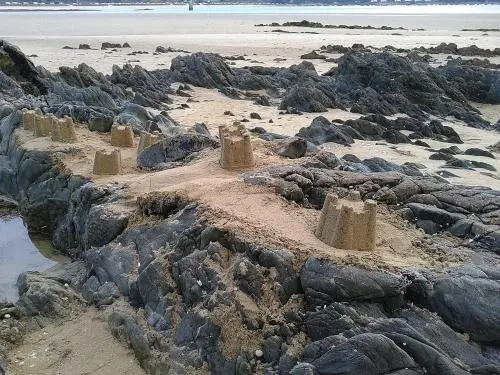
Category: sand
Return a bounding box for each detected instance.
[6,308,146,375]
[1,5,500,73]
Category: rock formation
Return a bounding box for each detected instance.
[137,131,164,153]
[219,123,255,170]
[33,114,53,137]
[315,191,377,251]
[110,125,134,147]
[51,116,77,143]
[93,149,122,175]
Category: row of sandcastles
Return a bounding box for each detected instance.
[23,109,77,143]
[22,112,378,251]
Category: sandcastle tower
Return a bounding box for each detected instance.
[93,149,122,175]
[22,109,37,131]
[51,116,77,143]
[315,191,377,251]
[33,114,53,137]
[110,125,134,147]
[137,131,164,153]
[219,123,254,170]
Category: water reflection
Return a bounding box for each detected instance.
[0,215,65,302]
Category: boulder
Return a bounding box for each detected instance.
[137,133,219,169]
[296,116,354,146]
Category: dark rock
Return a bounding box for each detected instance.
[296,116,354,146]
[464,148,495,159]
[278,138,307,159]
[101,42,122,49]
[16,271,85,317]
[301,257,408,307]
[170,52,234,89]
[275,180,304,203]
[262,336,282,363]
[250,112,262,120]
[78,44,91,50]
[137,133,220,169]
[313,333,418,375]
[300,51,326,60]
[413,139,431,148]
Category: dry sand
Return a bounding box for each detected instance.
[7,308,146,375]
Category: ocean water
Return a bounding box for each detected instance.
[0,215,62,302]
[2,4,500,15]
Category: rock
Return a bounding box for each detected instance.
[300,51,326,60]
[279,83,339,113]
[301,257,409,307]
[88,113,113,132]
[0,40,47,95]
[275,180,304,203]
[290,363,318,375]
[407,267,500,343]
[262,336,282,363]
[84,204,129,248]
[464,148,495,159]
[312,333,418,375]
[191,122,210,136]
[250,112,262,120]
[170,52,235,89]
[296,116,354,146]
[78,44,91,50]
[101,42,122,49]
[137,133,220,169]
[413,140,430,147]
[16,271,85,318]
[224,110,234,116]
[278,138,307,159]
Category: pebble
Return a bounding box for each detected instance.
[255,349,263,358]
[3,314,11,319]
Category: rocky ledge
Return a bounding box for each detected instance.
[0,39,500,375]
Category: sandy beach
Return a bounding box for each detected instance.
[1,4,500,375]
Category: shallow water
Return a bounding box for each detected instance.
[0,215,63,302]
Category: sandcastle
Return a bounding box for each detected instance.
[315,191,377,251]
[51,116,77,143]
[33,114,53,137]
[110,125,134,147]
[137,131,164,153]
[219,123,254,170]
[93,149,122,175]
[22,109,37,131]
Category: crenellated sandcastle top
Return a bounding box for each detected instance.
[219,123,254,170]
[315,191,377,251]
[93,149,122,175]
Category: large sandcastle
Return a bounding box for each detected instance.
[137,131,164,153]
[315,191,377,251]
[51,116,77,143]
[219,123,254,170]
[93,149,122,175]
[110,125,134,147]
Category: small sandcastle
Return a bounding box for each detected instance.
[137,131,164,153]
[315,191,377,251]
[51,116,77,143]
[93,149,122,175]
[33,113,53,137]
[219,123,254,170]
[22,109,37,131]
[110,125,134,147]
